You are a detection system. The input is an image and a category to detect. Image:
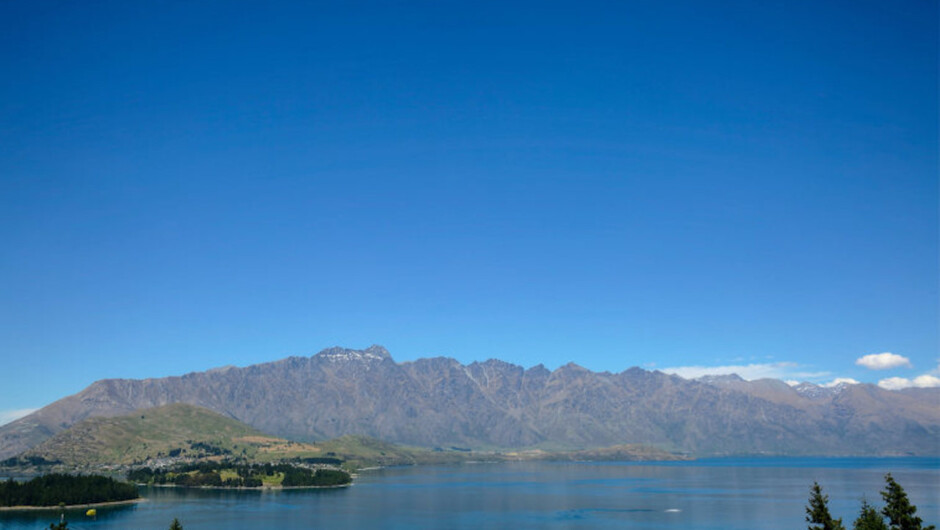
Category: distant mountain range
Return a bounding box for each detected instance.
[1,345,937,460]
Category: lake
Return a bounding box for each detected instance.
[2,457,937,529]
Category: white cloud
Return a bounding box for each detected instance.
[877,374,940,391]
[855,352,912,370]
[913,374,940,387]
[821,378,859,388]
[659,362,829,382]
[0,408,38,426]
[877,377,908,390]
[873,359,940,390]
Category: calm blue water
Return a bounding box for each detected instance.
[2,457,937,529]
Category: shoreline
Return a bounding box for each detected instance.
[146,482,350,491]
[0,498,144,512]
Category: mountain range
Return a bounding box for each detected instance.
[1,345,937,460]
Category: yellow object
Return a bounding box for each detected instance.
[86,509,97,517]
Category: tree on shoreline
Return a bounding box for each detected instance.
[807,481,846,530]
[881,474,934,530]
[810,474,934,530]
[854,499,887,530]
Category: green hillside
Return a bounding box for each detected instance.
[18,403,324,466]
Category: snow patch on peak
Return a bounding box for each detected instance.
[792,378,859,398]
[317,346,390,363]
[793,382,848,399]
[363,345,392,359]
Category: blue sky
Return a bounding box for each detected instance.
[1,0,937,423]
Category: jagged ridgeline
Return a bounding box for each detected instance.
[2,345,938,460]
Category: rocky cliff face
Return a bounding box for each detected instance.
[1,345,937,459]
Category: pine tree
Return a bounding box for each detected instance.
[854,499,888,530]
[880,474,935,530]
[807,481,847,530]
[169,518,183,530]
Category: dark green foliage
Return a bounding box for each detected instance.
[169,517,183,530]
[294,457,344,466]
[881,474,935,530]
[188,441,231,456]
[173,471,222,487]
[126,461,350,488]
[807,481,846,530]
[48,521,68,530]
[808,475,934,530]
[312,468,353,486]
[0,474,138,507]
[1,455,62,467]
[127,467,155,484]
[854,500,888,530]
[281,466,351,487]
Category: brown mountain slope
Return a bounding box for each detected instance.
[19,403,287,466]
[1,345,937,459]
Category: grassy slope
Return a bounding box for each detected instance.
[23,403,324,465]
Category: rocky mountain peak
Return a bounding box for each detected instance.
[314,345,392,363]
[206,364,237,374]
[480,358,518,369]
[793,382,838,399]
[556,361,587,373]
[364,344,393,360]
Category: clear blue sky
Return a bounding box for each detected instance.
[1,0,937,420]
